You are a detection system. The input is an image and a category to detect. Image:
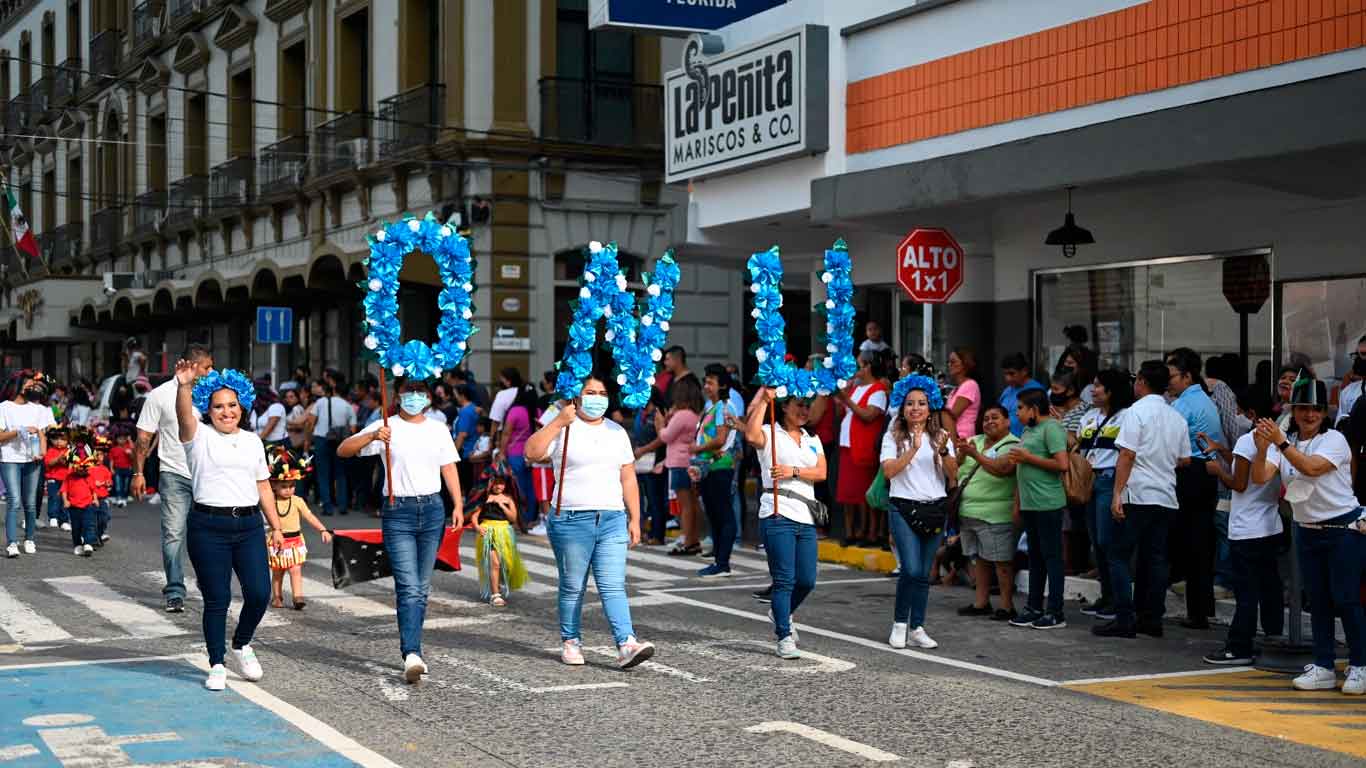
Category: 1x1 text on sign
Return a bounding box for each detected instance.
[896,229,964,304]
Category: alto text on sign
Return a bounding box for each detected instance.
[896,229,964,304]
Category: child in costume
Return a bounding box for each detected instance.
[60,442,101,556]
[266,446,331,609]
[89,434,114,545]
[43,427,71,530]
[471,468,528,607]
[109,431,134,507]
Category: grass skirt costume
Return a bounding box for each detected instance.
[475,520,529,600]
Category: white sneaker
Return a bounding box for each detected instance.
[4,543,17,558]
[73,546,84,556]
[204,664,227,691]
[889,622,909,649]
[1344,666,1366,696]
[528,521,547,536]
[60,522,71,532]
[147,493,160,505]
[100,534,111,543]
[909,626,939,649]
[22,540,35,554]
[81,544,93,557]
[767,609,798,642]
[402,653,427,683]
[776,634,801,659]
[47,518,58,528]
[617,636,656,669]
[561,639,585,666]
[1293,664,1338,691]
[231,645,264,682]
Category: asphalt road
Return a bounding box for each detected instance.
[0,500,1360,768]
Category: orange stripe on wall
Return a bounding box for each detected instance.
[847,0,1366,154]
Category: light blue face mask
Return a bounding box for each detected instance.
[400,392,430,416]
[579,394,609,420]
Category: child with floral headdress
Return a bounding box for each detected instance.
[43,426,72,531]
[469,465,528,607]
[266,445,331,609]
[88,433,114,545]
[60,438,103,557]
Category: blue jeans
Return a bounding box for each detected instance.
[159,472,195,601]
[547,509,635,645]
[762,514,818,639]
[114,468,133,499]
[2,461,41,544]
[1226,534,1284,655]
[888,504,942,628]
[1297,513,1365,668]
[1086,471,1116,606]
[507,454,535,525]
[313,437,347,514]
[638,472,669,542]
[382,494,447,659]
[1022,508,1066,616]
[701,469,736,570]
[68,505,98,547]
[97,502,111,539]
[45,479,68,525]
[186,509,271,667]
[1102,504,1172,628]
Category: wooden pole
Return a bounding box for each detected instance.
[770,398,779,513]
[554,420,571,517]
[378,367,395,508]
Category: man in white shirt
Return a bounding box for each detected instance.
[133,343,214,612]
[305,378,357,516]
[1093,360,1191,639]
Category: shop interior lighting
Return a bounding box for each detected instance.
[1045,186,1095,258]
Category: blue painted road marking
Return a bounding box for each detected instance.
[0,659,361,767]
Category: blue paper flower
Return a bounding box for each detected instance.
[362,213,478,380]
[192,369,257,413]
[749,240,857,398]
[890,373,945,411]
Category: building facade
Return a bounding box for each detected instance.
[0,0,748,388]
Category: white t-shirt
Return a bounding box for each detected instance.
[546,418,635,512]
[184,426,268,507]
[1077,407,1127,471]
[1114,394,1190,509]
[879,431,955,502]
[0,401,55,462]
[137,379,195,478]
[489,387,517,425]
[257,402,288,442]
[67,404,92,427]
[424,408,448,425]
[757,428,824,525]
[1277,429,1358,524]
[359,416,459,497]
[533,406,558,469]
[839,384,888,448]
[310,396,356,438]
[1337,380,1362,426]
[859,339,890,354]
[1229,433,1283,540]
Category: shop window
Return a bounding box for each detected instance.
[1280,276,1366,404]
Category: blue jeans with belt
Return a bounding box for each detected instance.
[888,502,943,628]
[185,508,271,667]
[381,494,447,660]
[763,513,818,639]
[547,509,635,645]
[1297,511,1365,668]
[2,461,41,544]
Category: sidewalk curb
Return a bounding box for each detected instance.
[816,540,897,573]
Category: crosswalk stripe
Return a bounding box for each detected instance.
[299,576,394,617]
[468,546,671,592]
[516,541,684,583]
[137,572,289,628]
[45,576,184,639]
[0,585,73,644]
[442,556,559,596]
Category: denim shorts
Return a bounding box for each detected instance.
[669,467,693,492]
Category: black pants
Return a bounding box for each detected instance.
[186,510,271,667]
[1176,463,1217,621]
[1226,534,1285,654]
[701,469,736,570]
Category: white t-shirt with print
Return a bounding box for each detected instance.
[1076,407,1127,471]
[184,427,269,507]
[546,418,635,512]
[1278,429,1358,524]
[0,400,55,463]
[1114,394,1190,509]
[359,416,459,497]
[137,379,196,478]
[257,402,288,442]
[758,429,825,525]
[1229,433,1283,540]
[839,384,887,448]
[879,431,955,502]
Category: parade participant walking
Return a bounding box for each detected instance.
[338,379,464,683]
[524,375,656,669]
[881,375,958,649]
[738,386,826,659]
[135,344,215,611]
[953,405,1021,621]
[1250,377,1365,695]
[264,447,331,610]
[172,359,286,692]
[470,469,529,607]
[43,427,71,530]
[1,371,56,557]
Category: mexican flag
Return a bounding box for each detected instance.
[4,185,38,261]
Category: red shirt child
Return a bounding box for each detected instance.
[109,444,133,471]
[61,472,100,510]
[45,444,71,484]
[88,463,113,500]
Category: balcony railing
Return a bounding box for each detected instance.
[539,77,663,149]
[90,207,123,255]
[313,111,370,177]
[53,58,81,106]
[258,135,308,197]
[45,223,83,268]
[166,175,208,228]
[169,0,205,29]
[133,1,160,48]
[377,83,444,159]
[5,94,30,138]
[208,156,255,214]
[133,190,166,236]
[90,29,122,82]
[28,78,52,121]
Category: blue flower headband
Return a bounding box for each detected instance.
[362,212,477,380]
[192,369,256,413]
[554,242,681,409]
[890,374,944,412]
[748,240,858,399]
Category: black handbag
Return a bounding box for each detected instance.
[893,497,948,538]
[775,488,829,527]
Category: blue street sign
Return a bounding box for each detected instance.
[591,0,788,33]
[255,306,293,345]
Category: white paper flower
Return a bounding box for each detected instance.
[837,378,848,388]
[755,348,769,363]
[603,306,613,318]
[615,275,627,291]
[368,278,383,292]
[604,330,615,342]
[651,349,663,362]
[647,375,656,385]
[589,241,603,252]
[407,219,421,233]
[584,272,596,283]
[366,317,378,326]
[462,308,473,320]
[363,335,378,350]
[750,282,761,294]
[457,341,467,350]
[825,299,835,309]
[827,343,837,353]
[823,358,834,369]
[641,315,653,326]
[750,308,762,319]
[580,287,592,299]
[440,226,452,237]
[659,321,669,332]
[391,364,405,376]
[648,284,661,297]
[775,386,789,399]
[463,282,473,292]
[375,230,386,241]
[617,374,627,385]
[821,271,833,283]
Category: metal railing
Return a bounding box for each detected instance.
[377,83,444,159]
[313,111,369,177]
[5,94,30,137]
[133,190,166,236]
[28,78,51,121]
[166,175,207,228]
[90,29,122,82]
[46,223,83,268]
[90,207,123,255]
[208,156,255,213]
[538,77,663,149]
[169,0,205,28]
[258,135,309,197]
[53,58,81,106]
[133,2,159,48]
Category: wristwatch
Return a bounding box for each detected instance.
[938,447,950,457]
[1278,440,1291,452]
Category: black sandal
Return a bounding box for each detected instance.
[292,600,307,611]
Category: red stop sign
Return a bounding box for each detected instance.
[897,228,964,303]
